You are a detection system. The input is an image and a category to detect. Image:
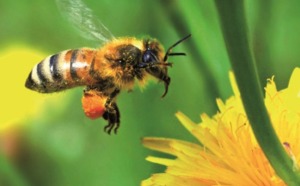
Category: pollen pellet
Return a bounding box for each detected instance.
[82,91,106,119]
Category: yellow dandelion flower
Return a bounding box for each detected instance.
[142,68,300,186]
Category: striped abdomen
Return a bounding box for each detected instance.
[25,49,98,93]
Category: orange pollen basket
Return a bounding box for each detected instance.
[81,91,106,120]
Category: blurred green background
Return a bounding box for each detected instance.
[1,0,300,185]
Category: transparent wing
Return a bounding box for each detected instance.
[56,0,115,42]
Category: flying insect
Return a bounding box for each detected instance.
[25,0,191,134]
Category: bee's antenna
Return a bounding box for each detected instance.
[163,34,191,62]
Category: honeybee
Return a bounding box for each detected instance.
[25,0,191,134]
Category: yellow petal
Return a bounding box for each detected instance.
[143,69,300,185]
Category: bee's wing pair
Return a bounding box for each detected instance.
[56,0,115,43]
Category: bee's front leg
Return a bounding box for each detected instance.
[103,89,120,134]
[145,67,171,98]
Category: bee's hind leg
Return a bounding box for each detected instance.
[103,102,120,134]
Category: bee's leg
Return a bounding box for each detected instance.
[103,103,120,134]
[104,88,120,112]
[103,89,120,134]
[161,76,171,98]
[145,67,171,98]
[112,103,120,133]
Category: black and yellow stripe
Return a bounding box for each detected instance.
[70,49,80,81]
[25,49,97,93]
[49,54,61,81]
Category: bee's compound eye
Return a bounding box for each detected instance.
[143,50,156,63]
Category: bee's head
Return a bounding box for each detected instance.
[139,34,191,97]
[139,39,165,68]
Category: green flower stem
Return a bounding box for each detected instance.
[214,0,300,185]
